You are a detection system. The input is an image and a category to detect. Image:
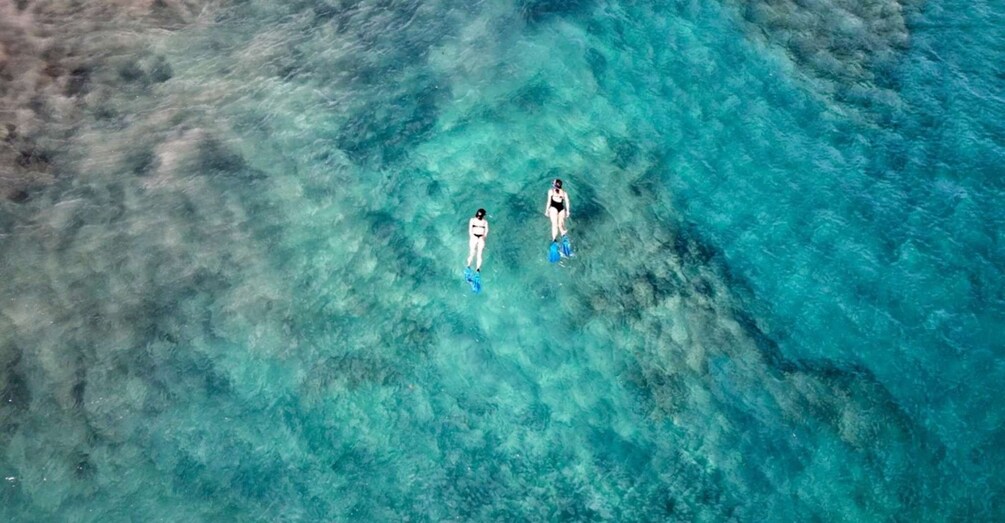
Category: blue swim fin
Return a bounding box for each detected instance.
[464,266,474,282]
[560,235,573,257]
[548,241,561,263]
[471,272,482,294]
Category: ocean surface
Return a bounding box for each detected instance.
[1,0,1003,520]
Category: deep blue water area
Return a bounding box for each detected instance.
[1,0,1002,520]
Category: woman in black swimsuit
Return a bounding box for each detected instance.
[467,208,489,272]
[544,179,570,242]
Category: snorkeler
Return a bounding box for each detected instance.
[545,179,573,262]
[464,208,488,293]
[466,208,488,272]
[544,179,570,242]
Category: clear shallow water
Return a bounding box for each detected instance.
[1,0,1003,520]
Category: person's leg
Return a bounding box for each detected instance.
[467,236,477,267]
[475,238,485,271]
[548,208,559,241]
[558,211,568,236]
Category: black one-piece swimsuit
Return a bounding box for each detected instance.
[550,192,565,213]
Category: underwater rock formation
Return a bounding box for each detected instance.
[725,0,922,112]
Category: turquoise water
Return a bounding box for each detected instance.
[1,0,1003,519]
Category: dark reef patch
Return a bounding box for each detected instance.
[585,47,607,82]
[309,353,402,392]
[1,347,30,416]
[197,138,248,175]
[611,138,639,169]
[65,67,91,97]
[7,190,30,203]
[510,80,553,113]
[724,0,922,113]
[71,368,86,409]
[0,368,30,420]
[518,0,595,24]
[73,452,96,480]
[117,60,146,83]
[336,83,444,166]
[123,148,158,176]
[15,147,50,170]
[566,179,602,225]
[148,56,173,83]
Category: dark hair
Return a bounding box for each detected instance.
[553,179,563,189]
[475,208,486,219]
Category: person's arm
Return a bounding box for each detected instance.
[564,191,571,217]
[468,218,476,236]
[484,220,489,238]
[544,189,553,215]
